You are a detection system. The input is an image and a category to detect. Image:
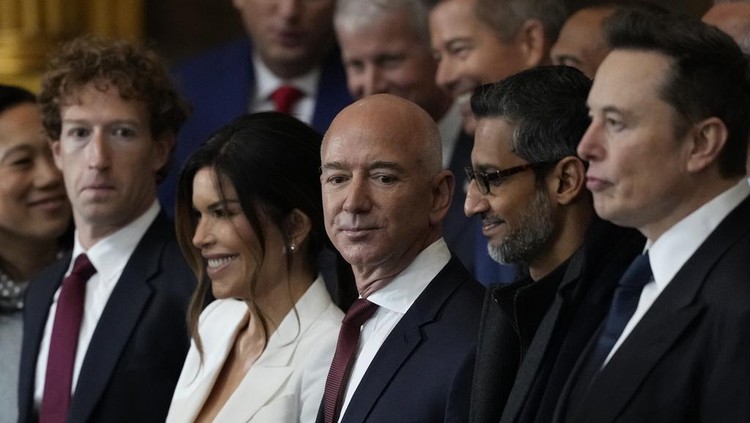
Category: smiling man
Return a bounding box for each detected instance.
[317,94,483,423]
[465,66,643,423]
[18,37,195,423]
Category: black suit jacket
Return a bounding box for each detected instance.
[18,212,196,423]
[317,256,484,423]
[557,195,750,423]
[469,219,644,423]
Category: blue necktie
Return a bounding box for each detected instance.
[590,252,652,372]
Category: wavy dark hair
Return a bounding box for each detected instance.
[175,112,352,356]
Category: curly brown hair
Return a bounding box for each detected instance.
[38,36,190,180]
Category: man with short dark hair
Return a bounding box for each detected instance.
[466,66,643,423]
[559,9,750,422]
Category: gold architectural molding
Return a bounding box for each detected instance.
[0,0,143,90]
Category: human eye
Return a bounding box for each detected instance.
[111,126,137,138]
[485,171,508,188]
[344,59,364,74]
[323,172,349,186]
[65,126,91,140]
[373,173,398,185]
[447,41,471,59]
[379,54,404,69]
[604,115,625,132]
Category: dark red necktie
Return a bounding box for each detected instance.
[322,298,378,423]
[40,254,97,423]
[270,85,304,114]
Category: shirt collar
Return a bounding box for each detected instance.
[647,179,750,290]
[252,52,321,104]
[365,239,451,315]
[70,201,161,279]
[437,101,463,169]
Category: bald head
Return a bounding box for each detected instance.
[703,2,750,54]
[551,6,617,78]
[324,94,443,173]
[320,94,454,289]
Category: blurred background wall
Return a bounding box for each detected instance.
[0,0,712,91]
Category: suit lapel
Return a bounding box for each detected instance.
[18,255,70,421]
[341,258,465,422]
[67,216,169,422]
[574,197,750,422]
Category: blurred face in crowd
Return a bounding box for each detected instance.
[465,117,554,268]
[52,82,171,246]
[337,7,451,121]
[578,50,694,239]
[551,7,613,79]
[0,103,70,245]
[234,0,336,79]
[429,0,530,133]
[321,95,451,292]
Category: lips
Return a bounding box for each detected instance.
[480,215,505,236]
[204,254,238,278]
[585,175,612,192]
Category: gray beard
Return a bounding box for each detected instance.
[487,187,554,267]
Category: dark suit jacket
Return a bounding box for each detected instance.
[18,212,196,423]
[469,219,644,423]
[557,195,750,423]
[317,256,484,423]
[158,38,352,215]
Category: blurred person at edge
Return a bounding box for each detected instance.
[0,84,72,423]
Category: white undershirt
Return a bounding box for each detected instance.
[34,201,160,408]
[605,180,750,365]
[337,239,451,422]
[250,53,320,125]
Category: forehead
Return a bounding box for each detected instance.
[60,83,149,124]
[556,9,608,49]
[589,49,673,111]
[323,108,422,167]
[429,0,483,40]
[472,117,520,164]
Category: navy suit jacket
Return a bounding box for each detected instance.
[557,194,750,423]
[159,38,352,215]
[18,212,196,423]
[317,256,484,423]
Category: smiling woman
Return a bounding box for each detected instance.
[168,112,350,423]
[0,84,72,423]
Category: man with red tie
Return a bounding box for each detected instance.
[317,94,483,423]
[17,37,196,423]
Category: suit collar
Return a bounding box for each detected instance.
[341,257,472,422]
[571,196,750,422]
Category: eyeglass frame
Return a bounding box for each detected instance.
[464,161,557,195]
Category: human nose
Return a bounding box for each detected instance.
[342,175,372,213]
[277,0,301,19]
[87,131,111,170]
[434,56,457,95]
[577,120,603,162]
[464,179,489,217]
[192,217,213,249]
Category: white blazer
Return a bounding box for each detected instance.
[166,276,343,422]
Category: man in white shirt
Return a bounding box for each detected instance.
[18,37,196,423]
[317,94,484,422]
[558,9,750,422]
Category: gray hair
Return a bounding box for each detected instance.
[335,0,431,44]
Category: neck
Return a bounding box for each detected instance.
[528,203,593,281]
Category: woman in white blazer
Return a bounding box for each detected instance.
[167,113,348,422]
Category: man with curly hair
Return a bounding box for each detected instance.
[17,37,196,423]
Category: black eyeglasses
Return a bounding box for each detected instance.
[464,162,555,195]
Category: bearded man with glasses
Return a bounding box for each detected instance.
[466,66,644,423]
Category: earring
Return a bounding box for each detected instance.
[289,243,296,254]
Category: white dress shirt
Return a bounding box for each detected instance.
[34,201,161,407]
[437,101,463,170]
[250,53,320,125]
[337,239,451,422]
[605,180,750,365]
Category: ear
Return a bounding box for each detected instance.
[516,19,547,68]
[547,156,587,206]
[686,117,727,173]
[152,132,176,173]
[430,170,454,225]
[284,209,313,247]
[49,139,63,171]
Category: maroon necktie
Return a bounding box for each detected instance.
[270,85,304,114]
[322,298,378,423]
[40,254,97,423]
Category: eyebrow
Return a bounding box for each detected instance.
[0,144,34,162]
[320,160,406,173]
